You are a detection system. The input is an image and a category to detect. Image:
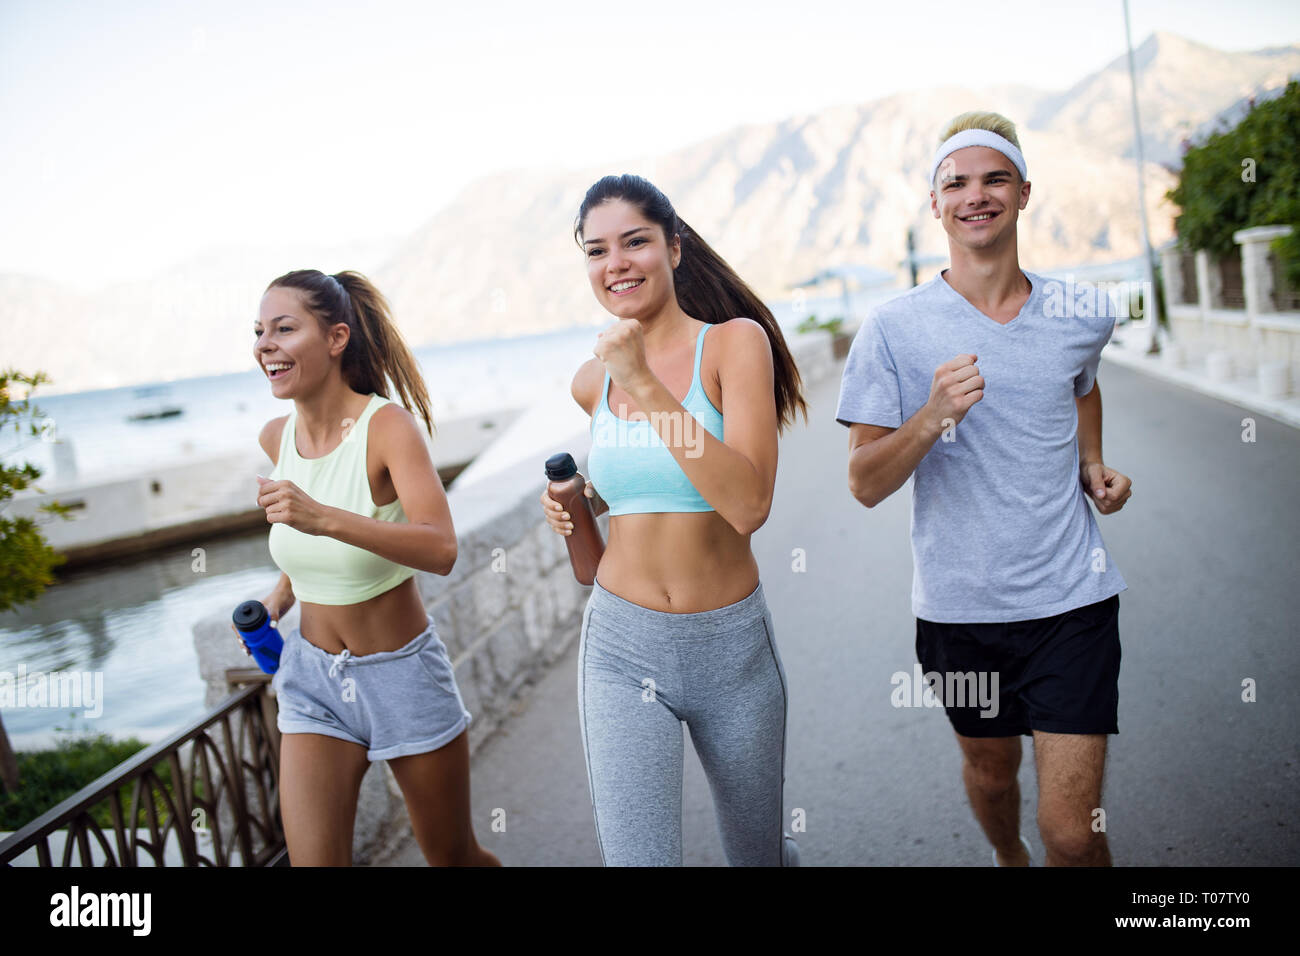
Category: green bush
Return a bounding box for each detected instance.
[797,314,845,335]
[1168,80,1300,288]
[0,729,181,832]
[0,369,72,612]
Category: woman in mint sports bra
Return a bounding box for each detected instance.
[540,175,809,865]
[246,269,497,866]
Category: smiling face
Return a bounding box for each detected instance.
[580,198,681,319]
[253,285,349,398]
[930,145,1031,252]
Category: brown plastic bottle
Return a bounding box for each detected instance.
[545,452,605,586]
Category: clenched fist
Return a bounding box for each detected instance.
[924,353,984,434]
[256,475,332,535]
[1080,461,1132,515]
[593,319,654,395]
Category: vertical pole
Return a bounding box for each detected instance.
[907,227,920,288]
[0,713,20,792]
[1123,0,1162,353]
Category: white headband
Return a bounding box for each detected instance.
[929,129,1027,187]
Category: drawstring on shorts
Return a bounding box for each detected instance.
[328,649,354,680]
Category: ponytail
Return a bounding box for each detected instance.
[575,175,809,433]
[266,269,435,439]
[672,219,808,433]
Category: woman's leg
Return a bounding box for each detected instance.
[279,732,371,866]
[578,597,686,866]
[685,606,795,866]
[387,728,500,866]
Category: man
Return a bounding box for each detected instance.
[836,112,1132,866]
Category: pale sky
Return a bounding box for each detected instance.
[2,0,1298,287]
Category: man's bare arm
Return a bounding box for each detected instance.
[847,353,984,508]
[848,417,940,508]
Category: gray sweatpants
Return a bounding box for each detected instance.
[577,576,798,866]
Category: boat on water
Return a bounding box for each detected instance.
[126,385,184,422]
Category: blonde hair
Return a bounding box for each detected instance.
[939,111,1021,149]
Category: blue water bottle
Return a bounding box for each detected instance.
[232,600,284,675]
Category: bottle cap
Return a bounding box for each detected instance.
[233,600,268,632]
[544,452,577,481]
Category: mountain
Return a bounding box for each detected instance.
[1,237,399,394]
[372,85,1184,348]
[4,32,1298,394]
[1029,32,1300,166]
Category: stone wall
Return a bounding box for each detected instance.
[1161,226,1299,397]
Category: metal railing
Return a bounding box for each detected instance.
[0,672,284,867]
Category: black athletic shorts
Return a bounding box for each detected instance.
[914,594,1120,737]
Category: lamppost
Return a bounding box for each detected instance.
[1123,0,1162,354]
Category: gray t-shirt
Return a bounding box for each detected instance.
[835,270,1127,623]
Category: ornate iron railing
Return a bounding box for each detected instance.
[0,672,284,867]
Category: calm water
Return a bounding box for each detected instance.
[0,293,885,751]
[0,528,277,751]
[2,324,605,485]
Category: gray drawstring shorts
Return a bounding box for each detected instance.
[578,576,800,866]
[272,614,471,762]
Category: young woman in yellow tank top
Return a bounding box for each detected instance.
[245,269,498,866]
[539,175,810,865]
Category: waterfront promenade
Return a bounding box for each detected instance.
[386,354,1300,866]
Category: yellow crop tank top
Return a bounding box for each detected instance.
[267,393,415,604]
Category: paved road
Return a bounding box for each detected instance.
[389,356,1300,866]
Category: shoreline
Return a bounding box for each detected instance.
[9,407,520,571]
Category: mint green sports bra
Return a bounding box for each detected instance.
[267,393,415,604]
[587,322,724,515]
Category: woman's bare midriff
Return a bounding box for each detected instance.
[595,511,760,613]
[297,575,429,656]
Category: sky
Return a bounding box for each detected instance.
[2,0,1299,287]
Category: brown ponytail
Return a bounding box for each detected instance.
[575,175,809,433]
[267,269,435,439]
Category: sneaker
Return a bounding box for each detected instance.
[783,832,800,867]
[991,835,1033,867]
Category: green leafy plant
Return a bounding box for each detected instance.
[1,368,75,797]
[0,730,182,831]
[1167,80,1300,288]
[797,314,845,335]
[0,368,73,613]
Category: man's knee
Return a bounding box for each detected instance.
[1038,806,1107,863]
[958,735,1021,795]
[964,758,1017,797]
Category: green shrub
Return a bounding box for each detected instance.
[0,729,181,832]
[1168,80,1300,287]
[797,314,845,335]
[0,369,72,613]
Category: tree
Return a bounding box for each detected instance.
[0,369,74,792]
[1168,80,1300,288]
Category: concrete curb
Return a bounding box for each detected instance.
[1101,330,1300,430]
